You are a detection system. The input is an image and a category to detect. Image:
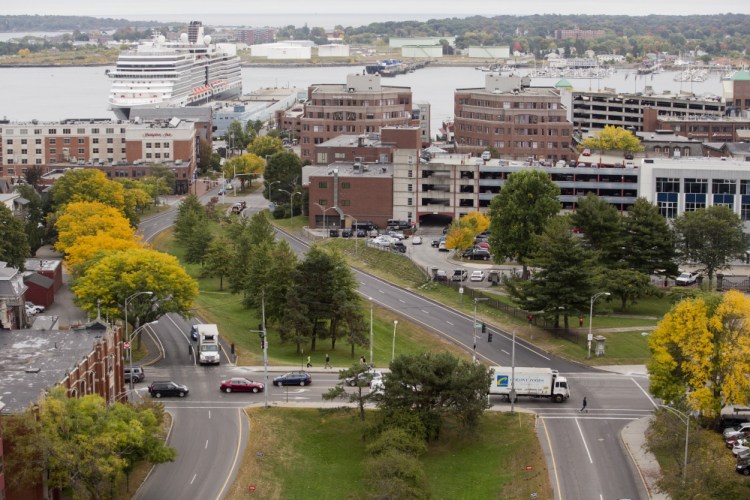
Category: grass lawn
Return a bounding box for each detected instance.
[226,408,551,500]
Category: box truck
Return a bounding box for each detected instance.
[489,366,570,403]
[197,324,221,365]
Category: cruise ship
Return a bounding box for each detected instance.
[108,21,242,119]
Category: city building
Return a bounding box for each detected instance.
[299,74,414,162]
[234,27,276,45]
[214,87,303,137]
[0,117,206,194]
[650,113,750,143]
[454,74,574,161]
[563,87,725,134]
[0,262,28,330]
[0,319,126,500]
[305,127,421,228]
[554,27,606,40]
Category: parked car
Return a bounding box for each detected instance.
[582,148,592,156]
[329,229,339,237]
[345,370,383,387]
[273,371,311,386]
[470,270,486,282]
[434,270,448,281]
[392,241,407,253]
[190,324,199,341]
[387,231,406,240]
[463,248,492,261]
[220,377,265,393]
[124,366,145,383]
[148,381,189,398]
[431,239,440,248]
[732,439,749,456]
[356,229,367,238]
[726,431,750,448]
[724,422,750,439]
[737,458,750,476]
[675,272,699,286]
[451,269,468,282]
[341,228,353,238]
[370,375,386,394]
[25,302,44,314]
[412,236,422,245]
[438,240,448,252]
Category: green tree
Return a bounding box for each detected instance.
[202,236,234,290]
[263,150,303,204]
[3,388,175,498]
[673,205,746,285]
[198,139,213,173]
[14,184,46,253]
[488,169,561,278]
[0,204,31,270]
[504,216,598,328]
[599,268,654,311]
[579,125,645,153]
[247,135,283,158]
[222,153,265,190]
[264,240,298,323]
[173,194,206,246]
[323,362,377,420]
[377,352,491,440]
[571,193,623,264]
[363,428,429,500]
[622,198,678,276]
[148,164,177,193]
[648,290,750,419]
[226,120,249,152]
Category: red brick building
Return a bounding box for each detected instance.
[299,74,414,162]
[454,74,573,161]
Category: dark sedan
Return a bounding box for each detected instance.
[220,377,265,393]
[148,381,189,398]
[273,371,312,386]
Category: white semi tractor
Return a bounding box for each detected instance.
[489,366,570,403]
[197,324,221,365]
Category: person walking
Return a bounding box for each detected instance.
[360,355,366,365]
[579,396,588,413]
[306,355,312,368]
[324,353,331,369]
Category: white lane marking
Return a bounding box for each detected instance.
[398,299,405,303]
[205,440,209,449]
[501,349,510,355]
[446,321,454,326]
[215,408,244,500]
[539,416,643,421]
[631,377,658,408]
[190,473,197,485]
[575,418,594,464]
[379,289,385,294]
[541,417,563,500]
[208,410,211,419]
[360,281,366,285]
[421,309,429,314]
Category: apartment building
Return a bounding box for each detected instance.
[0,117,203,194]
[299,74,414,162]
[454,74,573,161]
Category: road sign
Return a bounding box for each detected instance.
[123,341,131,349]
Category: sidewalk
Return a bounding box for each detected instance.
[621,416,669,499]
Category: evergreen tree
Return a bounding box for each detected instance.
[622,198,678,276]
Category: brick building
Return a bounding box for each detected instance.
[554,27,606,40]
[0,115,210,194]
[454,74,573,161]
[234,27,276,45]
[299,74,414,162]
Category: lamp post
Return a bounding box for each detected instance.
[127,320,158,392]
[266,180,280,206]
[368,297,374,365]
[313,202,337,229]
[123,291,153,392]
[660,404,690,486]
[278,188,301,218]
[588,292,611,359]
[472,297,488,363]
[249,292,270,409]
[391,320,398,363]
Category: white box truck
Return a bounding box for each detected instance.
[489,366,570,403]
[197,324,221,365]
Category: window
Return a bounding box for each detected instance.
[318,199,328,206]
[91,128,99,134]
[318,181,328,188]
[93,148,99,154]
[77,128,85,134]
[146,142,152,148]
[408,169,413,178]
[340,200,350,206]
[407,197,413,206]
[62,128,70,134]
[49,148,56,154]
[78,148,85,154]
[656,178,680,193]
[107,138,113,144]
[49,138,56,144]
[78,138,85,144]
[341,182,351,189]
[48,129,57,134]
[63,138,70,145]
[106,128,114,134]
[407,183,413,192]
[658,200,677,219]
[35,149,41,154]
[21,139,27,145]
[35,138,41,144]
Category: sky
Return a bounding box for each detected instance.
[4,0,750,18]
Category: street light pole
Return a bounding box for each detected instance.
[369,297,374,365]
[588,292,611,359]
[391,320,398,363]
[267,180,280,206]
[660,405,690,486]
[278,189,301,218]
[511,327,517,413]
[124,291,153,393]
[472,297,488,363]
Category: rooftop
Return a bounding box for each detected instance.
[24,258,62,273]
[303,161,393,183]
[0,326,109,413]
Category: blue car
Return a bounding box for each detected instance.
[190,325,198,341]
[273,371,312,386]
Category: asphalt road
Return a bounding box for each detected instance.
[135,188,656,500]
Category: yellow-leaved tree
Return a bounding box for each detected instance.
[65,234,142,273]
[54,201,136,255]
[72,248,198,327]
[223,154,265,189]
[50,169,127,216]
[445,226,475,255]
[459,211,490,235]
[647,290,750,417]
[579,125,645,154]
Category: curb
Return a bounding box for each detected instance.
[620,416,670,500]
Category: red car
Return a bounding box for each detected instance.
[220,377,265,393]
